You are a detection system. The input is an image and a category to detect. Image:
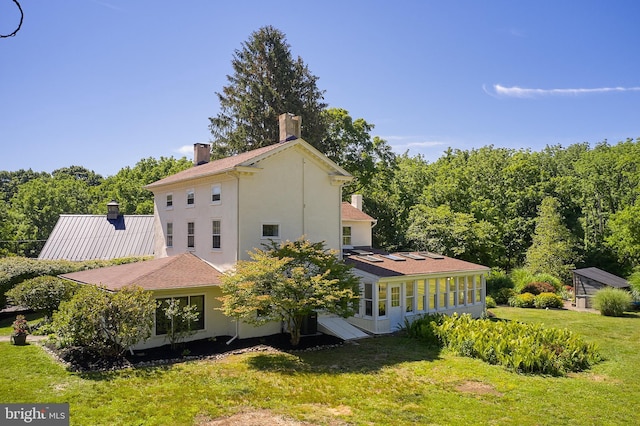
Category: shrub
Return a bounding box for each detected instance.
[593,287,632,317]
[52,285,155,357]
[510,268,535,293]
[403,313,446,346]
[509,292,535,308]
[485,295,497,308]
[486,269,514,296]
[534,292,564,309]
[494,287,516,305]
[5,276,78,319]
[531,273,563,291]
[521,282,556,295]
[433,314,602,376]
[156,298,201,350]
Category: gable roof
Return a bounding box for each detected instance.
[572,267,629,289]
[145,138,352,190]
[38,215,155,261]
[345,250,489,278]
[60,253,223,291]
[341,202,375,222]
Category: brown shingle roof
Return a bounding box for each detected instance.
[345,251,489,278]
[341,202,375,221]
[60,253,223,291]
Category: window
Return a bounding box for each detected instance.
[406,282,414,312]
[186,190,195,206]
[449,277,456,307]
[363,283,373,316]
[342,226,352,246]
[467,276,474,304]
[211,220,221,249]
[166,194,173,208]
[417,280,425,311]
[438,278,447,309]
[475,275,483,303]
[429,278,437,310]
[166,222,173,248]
[391,286,400,308]
[211,184,221,204]
[155,295,205,335]
[262,224,279,238]
[187,222,195,249]
[378,283,387,316]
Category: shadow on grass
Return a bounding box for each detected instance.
[248,333,442,374]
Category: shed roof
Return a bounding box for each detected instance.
[345,250,489,278]
[341,202,375,222]
[38,215,154,261]
[572,267,629,289]
[60,253,223,291]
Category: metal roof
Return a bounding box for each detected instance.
[38,214,154,261]
[572,267,629,288]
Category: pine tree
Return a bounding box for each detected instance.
[209,26,327,158]
[525,196,577,282]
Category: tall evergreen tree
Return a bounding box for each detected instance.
[525,196,577,282]
[209,26,327,158]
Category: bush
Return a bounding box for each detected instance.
[486,269,514,296]
[510,268,535,293]
[485,295,497,308]
[403,313,446,346]
[509,292,536,308]
[593,287,632,317]
[521,282,556,295]
[433,314,602,376]
[531,273,563,291]
[534,292,564,309]
[52,285,155,357]
[494,287,516,305]
[5,276,78,319]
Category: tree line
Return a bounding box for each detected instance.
[1,25,638,282]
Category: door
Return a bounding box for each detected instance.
[389,284,403,330]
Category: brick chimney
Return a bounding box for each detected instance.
[279,113,301,142]
[193,143,211,166]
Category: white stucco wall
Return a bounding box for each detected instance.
[342,219,373,247]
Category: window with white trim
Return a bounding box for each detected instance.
[187,222,195,249]
[378,283,387,316]
[155,295,204,335]
[186,189,195,206]
[211,184,221,204]
[166,222,173,248]
[211,220,221,249]
[342,226,352,246]
[166,194,173,208]
[262,224,279,238]
[363,283,373,317]
[406,282,414,313]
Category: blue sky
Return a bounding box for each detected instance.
[1,0,639,176]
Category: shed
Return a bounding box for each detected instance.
[572,267,629,309]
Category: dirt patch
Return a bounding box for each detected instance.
[195,410,311,426]
[455,380,503,397]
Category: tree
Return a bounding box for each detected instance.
[5,275,78,320]
[320,108,396,192]
[53,285,155,357]
[606,201,640,268]
[156,298,200,351]
[525,197,577,283]
[209,26,327,158]
[219,238,360,346]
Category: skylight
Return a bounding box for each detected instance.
[421,252,444,259]
[382,254,406,261]
[400,253,426,260]
[357,255,384,263]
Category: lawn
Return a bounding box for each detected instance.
[1,307,639,425]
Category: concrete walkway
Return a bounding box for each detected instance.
[0,334,47,343]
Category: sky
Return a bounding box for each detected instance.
[1,0,640,177]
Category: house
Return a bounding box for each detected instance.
[59,113,489,349]
[572,267,630,309]
[38,201,154,261]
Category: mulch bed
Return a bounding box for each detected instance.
[43,333,344,372]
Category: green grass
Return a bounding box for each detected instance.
[0,312,44,335]
[1,308,639,425]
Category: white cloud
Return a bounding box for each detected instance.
[176,145,193,157]
[486,84,640,98]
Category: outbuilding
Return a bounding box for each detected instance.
[572,267,630,309]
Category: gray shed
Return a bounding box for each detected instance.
[572,267,629,309]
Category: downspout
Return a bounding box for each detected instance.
[226,319,239,345]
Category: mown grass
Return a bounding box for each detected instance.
[0,311,44,335]
[1,307,639,425]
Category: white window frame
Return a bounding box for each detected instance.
[211,219,221,250]
[187,221,195,250]
[211,184,221,205]
[166,222,173,248]
[342,226,352,246]
[186,189,195,207]
[166,193,173,209]
[261,223,280,239]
